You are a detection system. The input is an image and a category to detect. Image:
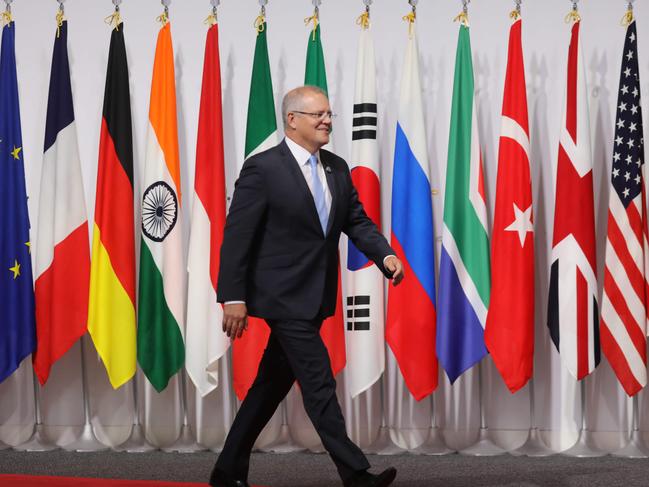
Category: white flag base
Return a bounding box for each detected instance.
[410,427,454,455]
[163,423,204,453]
[114,423,156,453]
[561,429,607,458]
[510,427,555,457]
[365,426,406,455]
[63,423,108,452]
[460,427,506,456]
[14,423,58,452]
[612,429,649,458]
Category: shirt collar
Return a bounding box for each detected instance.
[285,136,318,166]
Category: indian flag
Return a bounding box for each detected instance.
[137,22,185,393]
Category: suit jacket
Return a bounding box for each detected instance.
[217,139,394,320]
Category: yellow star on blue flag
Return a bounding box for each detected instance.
[9,260,20,279]
[11,145,21,160]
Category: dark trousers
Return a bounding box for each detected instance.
[213,318,370,482]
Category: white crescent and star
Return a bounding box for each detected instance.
[504,203,533,247]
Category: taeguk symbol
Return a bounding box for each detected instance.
[142,181,178,242]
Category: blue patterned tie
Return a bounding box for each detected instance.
[309,154,328,234]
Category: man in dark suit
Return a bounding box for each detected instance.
[210,86,403,487]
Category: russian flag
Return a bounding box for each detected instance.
[386,21,438,401]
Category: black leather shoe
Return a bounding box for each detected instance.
[209,468,250,487]
[345,467,397,487]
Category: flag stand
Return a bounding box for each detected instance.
[411,393,453,455]
[264,402,295,453]
[14,373,57,451]
[562,380,606,457]
[114,372,156,452]
[63,336,108,452]
[510,378,554,456]
[164,370,203,452]
[366,375,405,454]
[460,360,506,456]
[612,395,649,458]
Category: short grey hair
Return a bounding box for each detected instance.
[281,85,328,126]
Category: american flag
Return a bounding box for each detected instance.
[601,20,648,397]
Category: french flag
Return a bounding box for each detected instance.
[33,21,90,385]
[386,21,438,401]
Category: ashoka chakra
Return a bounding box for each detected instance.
[142,181,178,242]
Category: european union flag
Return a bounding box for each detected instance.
[0,21,36,383]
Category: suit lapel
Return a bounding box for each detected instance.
[279,140,323,234]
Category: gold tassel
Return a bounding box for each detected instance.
[156,10,169,26]
[565,9,581,24]
[305,12,319,41]
[104,11,122,31]
[1,9,12,27]
[402,11,415,37]
[356,10,370,30]
[509,9,521,21]
[454,11,469,27]
[254,13,266,33]
[56,8,64,38]
[621,8,634,26]
[205,13,217,27]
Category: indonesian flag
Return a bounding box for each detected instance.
[484,18,534,394]
[386,19,438,401]
[547,20,600,380]
[33,21,90,385]
[137,22,185,393]
[88,22,137,390]
[344,20,385,398]
[186,23,229,397]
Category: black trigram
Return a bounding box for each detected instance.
[346,295,370,331]
[352,103,377,141]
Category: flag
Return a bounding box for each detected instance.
[88,23,136,390]
[437,24,490,384]
[186,22,229,397]
[601,20,648,396]
[547,20,599,380]
[484,18,534,394]
[33,21,90,385]
[137,22,185,393]
[344,21,384,398]
[385,21,437,401]
[304,19,346,378]
[232,18,278,401]
[0,21,36,384]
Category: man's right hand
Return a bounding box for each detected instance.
[222,303,248,340]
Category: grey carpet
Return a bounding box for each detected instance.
[0,450,648,486]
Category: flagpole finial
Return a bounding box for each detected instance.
[622,0,635,25]
[510,0,522,19]
[565,0,581,23]
[454,0,470,26]
[106,0,123,28]
[357,0,371,29]
[205,0,219,26]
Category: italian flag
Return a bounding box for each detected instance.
[231,17,278,401]
[137,22,185,393]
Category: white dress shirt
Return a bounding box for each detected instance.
[284,136,332,215]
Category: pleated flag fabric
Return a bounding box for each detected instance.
[484,18,535,394]
[33,20,90,385]
[386,21,438,401]
[304,20,346,378]
[0,21,36,384]
[88,23,136,390]
[437,23,491,384]
[137,22,185,393]
[186,23,229,397]
[344,21,385,398]
[547,20,600,380]
[601,20,648,396]
[232,17,278,401]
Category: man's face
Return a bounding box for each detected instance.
[291,92,332,150]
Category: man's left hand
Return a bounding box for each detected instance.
[384,256,404,286]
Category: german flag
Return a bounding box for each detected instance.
[88,23,136,389]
